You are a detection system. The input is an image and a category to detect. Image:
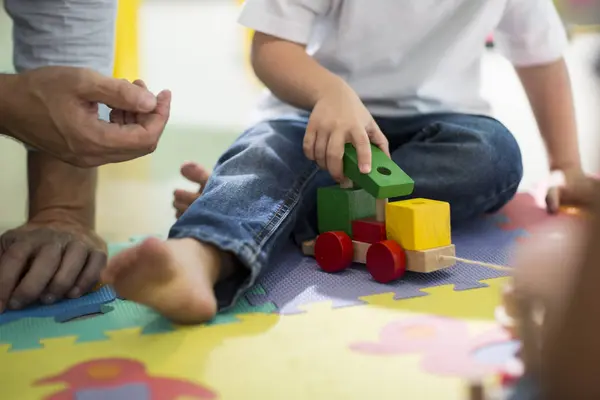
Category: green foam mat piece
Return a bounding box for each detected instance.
[1,287,276,351]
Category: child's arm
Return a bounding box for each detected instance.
[517,58,596,211]
[250,31,389,181]
[251,31,347,112]
[495,0,596,211]
[516,58,581,173]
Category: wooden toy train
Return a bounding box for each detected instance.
[302,143,457,283]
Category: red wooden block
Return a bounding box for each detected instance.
[366,240,407,283]
[315,231,354,273]
[352,218,386,244]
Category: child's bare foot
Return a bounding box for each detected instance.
[173,162,211,218]
[101,237,221,324]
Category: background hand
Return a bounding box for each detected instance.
[2,66,171,167]
[545,168,598,213]
[0,222,106,312]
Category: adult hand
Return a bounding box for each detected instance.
[0,66,171,167]
[0,221,106,312]
[545,168,598,213]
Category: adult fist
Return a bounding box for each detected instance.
[0,66,171,167]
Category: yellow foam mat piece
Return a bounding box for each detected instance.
[0,277,510,400]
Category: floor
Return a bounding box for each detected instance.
[1,3,598,398]
[0,0,599,243]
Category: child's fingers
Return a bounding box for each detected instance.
[314,131,330,171]
[180,162,210,188]
[172,200,190,215]
[303,120,318,161]
[326,133,345,182]
[352,129,372,173]
[546,186,560,214]
[173,189,200,206]
[368,122,390,158]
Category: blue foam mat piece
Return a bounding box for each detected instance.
[0,286,116,326]
[246,214,524,314]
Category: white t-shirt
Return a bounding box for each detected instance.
[238,0,568,121]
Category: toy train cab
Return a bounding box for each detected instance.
[302,144,457,283]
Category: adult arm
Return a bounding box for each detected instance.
[0,74,21,140]
[0,0,169,312]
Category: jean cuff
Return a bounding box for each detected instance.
[168,228,261,312]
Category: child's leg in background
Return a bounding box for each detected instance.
[103,116,334,323]
[384,113,523,223]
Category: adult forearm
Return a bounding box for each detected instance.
[517,58,581,171]
[251,32,351,111]
[27,151,97,227]
[0,74,22,141]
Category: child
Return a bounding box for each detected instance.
[102,0,592,324]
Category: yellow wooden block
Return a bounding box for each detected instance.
[385,198,451,251]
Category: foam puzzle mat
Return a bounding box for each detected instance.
[0,188,581,399]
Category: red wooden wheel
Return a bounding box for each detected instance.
[314,231,354,273]
[366,240,407,283]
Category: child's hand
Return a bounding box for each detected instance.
[173,162,211,219]
[303,85,389,182]
[545,168,598,213]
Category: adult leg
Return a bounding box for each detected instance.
[389,113,523,223]
[102,116,333,324]
[0,0,117,312]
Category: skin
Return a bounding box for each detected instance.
[0,67,171,167]
[516,59,598,211]
[0,69,171,312]
[173,162,211,219]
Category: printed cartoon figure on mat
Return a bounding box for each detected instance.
[35,358,216,400]
[350,316,517,377]
[101,0,594,324]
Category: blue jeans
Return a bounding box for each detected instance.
[169,113,523,309]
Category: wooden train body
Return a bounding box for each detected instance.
[303,144,457,283]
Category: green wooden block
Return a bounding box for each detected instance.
[343,143,414,199]
[317,186,375,236]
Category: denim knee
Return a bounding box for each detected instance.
[402,115,523,222]
[466,117,523,214]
